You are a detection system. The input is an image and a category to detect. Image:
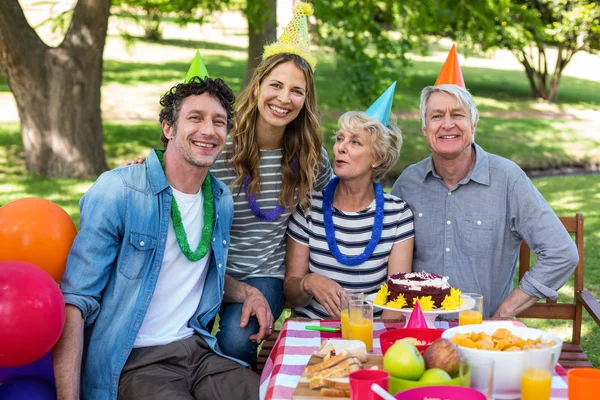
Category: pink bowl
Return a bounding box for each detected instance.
[380,328,444,355]
[394,386,486,400]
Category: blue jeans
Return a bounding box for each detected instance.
[216,277,286,365]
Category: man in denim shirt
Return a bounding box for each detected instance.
[391,84,578,318]
[53,78,259,400]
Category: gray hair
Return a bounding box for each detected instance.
[337,111,402,182]
[419,84,479,129]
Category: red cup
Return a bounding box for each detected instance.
[568,368,600,400]
[349,370,390,400]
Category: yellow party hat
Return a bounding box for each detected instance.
[262,2,317,70]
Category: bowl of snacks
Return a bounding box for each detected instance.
[394,386,487,400]
[442,324,562,399]
[380,328,444,355]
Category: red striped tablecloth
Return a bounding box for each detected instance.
[259,319,568,400]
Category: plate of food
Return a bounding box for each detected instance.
[366,272,475,328]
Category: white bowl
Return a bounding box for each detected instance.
[441,323,562,399]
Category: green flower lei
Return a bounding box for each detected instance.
[157,150,214,261]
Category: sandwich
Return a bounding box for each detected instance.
[314,339,368,362]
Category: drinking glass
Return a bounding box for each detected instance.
[459,293,484,325]
[340,291,364,339]
[568,368,600,400]
[349,370,389,400]
[521,351,554,400]
[349,301,373,351]
[468,358,494,400]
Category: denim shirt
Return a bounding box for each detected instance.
[60,150,238,400]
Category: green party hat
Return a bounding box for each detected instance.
[184,50,209,83]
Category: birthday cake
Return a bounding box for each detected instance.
[374,272,460,311]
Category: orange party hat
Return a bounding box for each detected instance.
[405,299,428,328]
[434,44,465,88]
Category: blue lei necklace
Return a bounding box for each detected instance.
[244,174,285,222]
[244,157,298,222]
[322,176,385,266]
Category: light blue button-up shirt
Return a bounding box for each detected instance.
[61,150,238,400]
[392,144,578,316]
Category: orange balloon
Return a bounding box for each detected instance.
[0,198,77,282]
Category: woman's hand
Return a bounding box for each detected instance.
[121,156,146,166]
[304,274,343,317]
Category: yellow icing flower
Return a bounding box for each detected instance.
[450,287,462,300]
[414,296,436,311]
[441,288,462,310]
[441,294,459,310]
[386,293,408,309]
[374,283,390,306]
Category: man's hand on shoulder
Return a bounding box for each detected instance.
[121,156,146,167]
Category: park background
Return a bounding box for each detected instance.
[0,0,599,367]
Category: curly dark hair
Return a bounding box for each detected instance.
[159,77,236,148]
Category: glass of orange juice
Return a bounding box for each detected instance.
[459,293,484,325]
[341,291,364,339]
[521,351,554,400]
[348,301,373,351]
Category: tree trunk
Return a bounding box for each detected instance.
[0,0,110,178]
[244,0,277,86]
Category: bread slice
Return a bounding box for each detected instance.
[323,377,350,390]
[314,340,368,362]
[320,388,351,397]
[307,359,361,388]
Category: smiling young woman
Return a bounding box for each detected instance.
[208,3,333,366]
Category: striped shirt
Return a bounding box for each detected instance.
[210,140,332,280]
[287,190,415,319]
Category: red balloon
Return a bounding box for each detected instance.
[0,261,66,368]
[0,198,77,282]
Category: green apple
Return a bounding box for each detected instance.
[418,368,452,383]
[383,341,425,380]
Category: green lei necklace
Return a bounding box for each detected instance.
[157,150,214,261]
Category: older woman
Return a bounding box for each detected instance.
[284,89,415,319]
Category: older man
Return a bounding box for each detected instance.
[391,51,578,317]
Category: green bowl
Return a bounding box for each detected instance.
[388,367,471,394]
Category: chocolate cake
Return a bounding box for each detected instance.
[388,271,451,308]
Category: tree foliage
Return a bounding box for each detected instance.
[433,0,600,101]
[312,0,421,108]
[112,0,229,40]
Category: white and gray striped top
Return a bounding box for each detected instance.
[211,141,333,280]
[287,191,415,319]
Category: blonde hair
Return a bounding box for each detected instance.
[337,111,402,182]
[228,53,323,209]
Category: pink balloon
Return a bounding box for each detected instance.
[405,300,428,328]
[0,261,66,367]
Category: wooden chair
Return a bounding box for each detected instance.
[516,213,600,369]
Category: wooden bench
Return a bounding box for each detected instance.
[517,213,600,369]
[254,306,295,374]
